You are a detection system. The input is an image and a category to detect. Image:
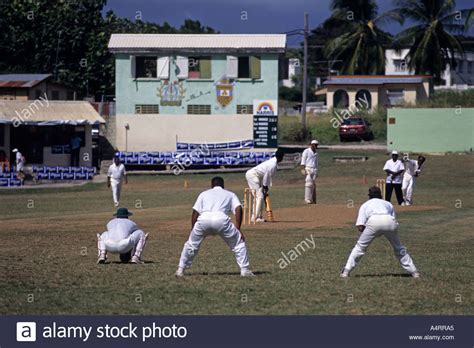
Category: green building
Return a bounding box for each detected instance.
[108,34,286,151]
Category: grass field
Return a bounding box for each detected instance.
[0,150,473,315]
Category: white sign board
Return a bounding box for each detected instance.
[253,100,278,116]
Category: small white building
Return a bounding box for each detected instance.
[280,58,301,88]
[385,49,474,90]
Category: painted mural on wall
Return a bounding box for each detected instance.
[157,80,186,106]
[215,78,235,107]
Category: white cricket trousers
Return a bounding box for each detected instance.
[304,167,317,202]
[343,215,417,274]
[245,170,264,219]
[98,229,147,257]
[402,173,416,204]
[178,212,250,271]
[110,178,122,205]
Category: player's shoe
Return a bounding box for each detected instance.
[412,271,420,278]
[114,202,119,207]
[305,200,313,204]
[175,268,185,277]
[240,269,255,277]
[340,269,350,278]
[401,202,406,206]
[97,252,107,264]
[405,202,411,206]
[256,217,265,223]
[130,255,144,264]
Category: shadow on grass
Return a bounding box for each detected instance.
[188,271,271,276]
[105,261,155,265]
[354,273,412,278]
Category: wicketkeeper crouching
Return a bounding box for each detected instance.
[97,208,149,264]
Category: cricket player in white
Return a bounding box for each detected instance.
[245,149,284,222]
[97,208,148,264]
[341,186,419,278]
[300,140,319,204]
[12,148,25,183]
[107,155,127,207]
[176,177,254,277]
[383,150,405,205]
[402,155,425,206]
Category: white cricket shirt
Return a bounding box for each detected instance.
[16,152,25,170]
[193,186,241,215]
[107,163,126,181]
[404,159,422,177]
[301,148,319,169]
[106,218,138,240]
[248,157,278,187]
[383,159,404,184]
[356,198,396,226]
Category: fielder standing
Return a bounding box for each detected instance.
[245,149,284,222]
[402,155,426,206]
[107,154,127,207]
[12,148,25,184]
[340,186,420,278]
[176,177,254,277]
[300,140,319,204]
[383,150,404,205]
[97,208,148,264]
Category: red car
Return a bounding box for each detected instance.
[339,118,374,142]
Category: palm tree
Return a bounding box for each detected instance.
[323,0,402,75]
[390,0,473,82]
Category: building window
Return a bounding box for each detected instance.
[393,59,406,72]
[187,105,211,114]
[458,60,464,73]
[355,90,372,109]
[238,57,250,78]
[35,90,42,99]
[386,89,405,106]
[136,56,157,78]
[1,89,15,100]
[237,105,253,114]
[333,89,349,108]
[51,90,60,100]
[135,104,159,114]
[237,56,261,79]
[188,57,212,79]
[66,91,75,100]
[468,61,472,74]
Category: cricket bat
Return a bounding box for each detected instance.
[265,195,275,222]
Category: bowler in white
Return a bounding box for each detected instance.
[300,140,319,204]
[341,186,419,278]
[97,208,148,264]
[107,155,127,207]
[402,155,425,206]
[176,177,254,277]
[245,149,284,222]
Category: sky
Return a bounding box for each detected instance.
[104,0,473,47]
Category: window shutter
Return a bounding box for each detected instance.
[226,56,238,78]
[200,58,212,79]
[157,57,170,79]
[176,56,189,79]
[250,56,261,79]
[130,55,136,79]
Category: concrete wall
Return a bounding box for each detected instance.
[115,114,253,151]
[387,108,474,153]
[115,53,279,115]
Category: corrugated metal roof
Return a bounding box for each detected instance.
[108,34,286,53]
[324,75,430,85]
[0,100,105,125]
[0,74,51,88]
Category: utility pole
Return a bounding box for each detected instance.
[301,12,309,135]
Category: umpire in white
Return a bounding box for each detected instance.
[300,140,319,204]
[341,186,420,278]
[176,177,254,277]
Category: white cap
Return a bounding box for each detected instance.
[12,148,18,153]
[391,150,398,155]
[311,140,319,145]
